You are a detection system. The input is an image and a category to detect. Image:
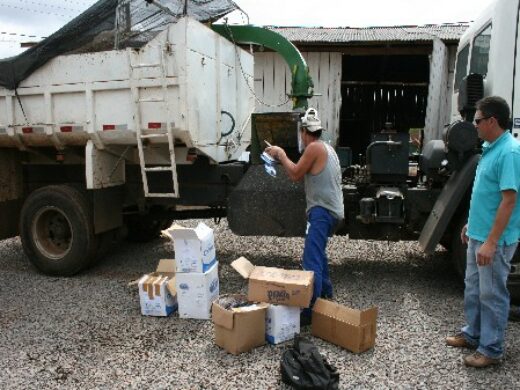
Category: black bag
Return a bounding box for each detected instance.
[280,336,339,389]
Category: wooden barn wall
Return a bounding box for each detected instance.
[253,52,342,145]
[253,46,458,149]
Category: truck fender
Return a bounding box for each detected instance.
[419,154,480,253]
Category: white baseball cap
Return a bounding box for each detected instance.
[301,107,323,132]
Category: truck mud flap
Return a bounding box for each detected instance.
[419,154,479,253]
[0,149,23,239]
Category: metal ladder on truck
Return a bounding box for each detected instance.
[130,45,179,198]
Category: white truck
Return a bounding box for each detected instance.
[418,0,520,288]
[0,1,314,276]
[0,16,256,275]
[450,0,520,141]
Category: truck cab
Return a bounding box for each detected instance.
[445,0,520,291]
[452,0,520,142]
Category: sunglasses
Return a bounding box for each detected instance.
[474,116,491,125]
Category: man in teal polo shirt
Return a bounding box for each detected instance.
[446,96,520,368]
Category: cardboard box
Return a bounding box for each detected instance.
[231,257,314,308]
[166,222,216,273]
[138,259,177,317]
[176,262,219,319]
[265,304,300,344]
[212,294,269,355]
[311,298,378,353]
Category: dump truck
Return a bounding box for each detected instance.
[0,0,313,275]
[0,0,518,299]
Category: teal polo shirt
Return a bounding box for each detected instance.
[467,131,520,245]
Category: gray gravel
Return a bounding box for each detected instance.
[1,219,519,389]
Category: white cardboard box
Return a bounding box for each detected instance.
[166,222,217,273]
[176,262,219,319]
[138,260,177,317]
[266,304,300,344]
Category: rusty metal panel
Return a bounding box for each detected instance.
[0,149,23,238]
[250,112,300,164]
[0,149,22,201]
[93,186,124,234]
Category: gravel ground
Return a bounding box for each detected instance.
[1,219,519,389]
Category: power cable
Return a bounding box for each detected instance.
[6,0,84,13]
[60,0,97,6]
[0,31,46,39]
[0,3,78,18]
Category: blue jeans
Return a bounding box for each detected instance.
[462,238,518,359]
[302,206,337,317]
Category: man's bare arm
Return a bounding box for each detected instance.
[266,143,320,182]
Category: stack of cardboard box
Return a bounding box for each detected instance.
[168,222,219,320]
[212,256,379,355]
[137,225,379,355]
[212,257,314,354]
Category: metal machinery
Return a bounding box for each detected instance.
[227,69,519,299]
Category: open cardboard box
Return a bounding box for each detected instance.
[212,294,269,355]
[165,222,216,273]
[138,259,177,317]
[231,256,314,308]
[311,298,378,353]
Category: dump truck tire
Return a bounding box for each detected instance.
[20,185,98,276]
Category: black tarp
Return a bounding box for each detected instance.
[0,0,238,90]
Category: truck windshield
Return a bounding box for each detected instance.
[454,44,470,91]
[470,24,492,76]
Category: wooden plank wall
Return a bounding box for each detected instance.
[253,52,342,145]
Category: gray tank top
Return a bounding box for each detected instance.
[304,141,344,220]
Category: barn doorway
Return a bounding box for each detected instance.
[339,55,429,163]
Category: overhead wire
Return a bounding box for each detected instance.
[0,31,46,39]
[0,3,78,18]
[6,0,85,13]
[0,1,92,49]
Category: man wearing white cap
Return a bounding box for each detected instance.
[266,108,344,324]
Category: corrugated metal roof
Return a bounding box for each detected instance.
[267,24,468,43]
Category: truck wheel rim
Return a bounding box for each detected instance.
[32,207,73,260]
